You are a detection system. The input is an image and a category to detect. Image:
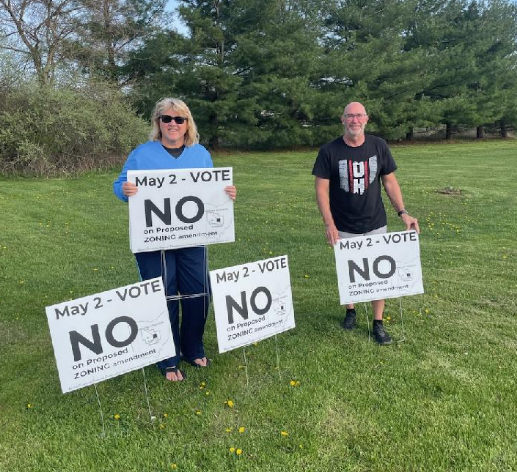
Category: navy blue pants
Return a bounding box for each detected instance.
[135,246,210,372]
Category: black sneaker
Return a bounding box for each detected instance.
[341,309,356,330]
[373,322,392,345]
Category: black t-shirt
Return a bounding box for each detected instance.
[312,134,397,233]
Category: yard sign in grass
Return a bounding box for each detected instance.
[128,168,235,253]
[210,255,295,353]
[45,278,174,393]
[334,230,424,304]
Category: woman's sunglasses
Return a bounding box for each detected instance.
[160,115,187,124]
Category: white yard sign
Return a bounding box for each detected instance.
[128,168,234,253]
[46,278,175,393]
[210,256,295,353]
[334,230,424,304]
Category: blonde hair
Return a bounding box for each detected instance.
[149,97,199,146]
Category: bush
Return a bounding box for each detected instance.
[0,81,149,175]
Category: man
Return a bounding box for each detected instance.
[313,102,419,345]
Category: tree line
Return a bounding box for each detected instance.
[1,0,516,158]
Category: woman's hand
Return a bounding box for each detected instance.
[122,181,138,197]
[225,185,237,201]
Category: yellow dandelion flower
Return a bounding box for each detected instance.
[195,410,202,415]
[281,431,289,437]
[226,400,234,408]
[299,444,304,449]
[205,391,210,396]
[226,427,232,433]
[170,464,178,470]
[425,309,430,314]
[200,381,206,387]
[229,447,235,453]
[114,414,120,420]
[163,413,168,418]
[27,403,33,409]
[290,380,296,386]
[238,426,245,433]
[303,274,309,279]
[236,449,243,455]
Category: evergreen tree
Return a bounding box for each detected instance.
[122,29,185,117]
[412,0,517,138]
[321,0,439,139]
[176,0,329,147]
[125,0,517,145]
[465,0,517,136]
[70,0,167,83]
[128,0,331,147]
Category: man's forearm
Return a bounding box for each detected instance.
[315,179,335,226]
[315,177,340,245]
[382,173,420,233]
[382,173,405,212]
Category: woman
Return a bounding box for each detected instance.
[113,98,236,381]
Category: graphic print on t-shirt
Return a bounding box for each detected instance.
[338,155,378,195]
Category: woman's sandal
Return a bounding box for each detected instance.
[182,357,212,368]
[164,366,186,381]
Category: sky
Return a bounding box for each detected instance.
[165,0,188,35]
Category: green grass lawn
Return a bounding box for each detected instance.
[1,140,516,471]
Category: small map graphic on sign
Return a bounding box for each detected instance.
[141,328,161,345]
[273,296,288,317]
[206,210,224,227]
[398,264,416,281]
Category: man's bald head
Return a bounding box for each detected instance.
[343,102,367,116]
[341,102,369,142]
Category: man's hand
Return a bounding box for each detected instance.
[401,213,420,233]
[122,181,138,197]
[325,222,339,246]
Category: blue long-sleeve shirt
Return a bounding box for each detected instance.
[113,141,213,202]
